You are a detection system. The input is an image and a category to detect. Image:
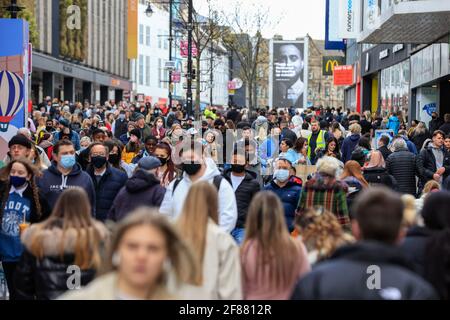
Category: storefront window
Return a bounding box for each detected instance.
[380,59,410,114]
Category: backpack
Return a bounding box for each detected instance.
[172,175,223,196]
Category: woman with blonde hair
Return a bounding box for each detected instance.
[294,207,354,265]
[415,180,441,215]
[14,188,109,300]
[241,191,310,300]
[175,181,242,300]
[61,207,198,300]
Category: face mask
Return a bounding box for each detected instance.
[274,169,290,182]
[10,176,27,188]
[157,157,168,166]
[119,114,125,120]
[60,154,76,169]
[231,164,246,173]
[91,156,107,169]
[182,163,202,176]
[108,154,120,165]
[157,122,163,128]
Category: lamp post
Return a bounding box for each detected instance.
[4,0,23,19]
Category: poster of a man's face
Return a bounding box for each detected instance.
[271,41,305,109]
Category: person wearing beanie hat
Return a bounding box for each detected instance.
[135,113,152,142]
[109,156,165,222]
[122,129,142,164]
[129,128,141,140]
[7,135,32,162]
[53,117,81,151]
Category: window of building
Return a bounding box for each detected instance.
[139,55,144,85]
[139,24,144,45]
[146,26,151,46]
[158,30,162,49]
[145,56,150,86]
[158,59,162,88]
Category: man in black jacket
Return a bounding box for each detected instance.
[291,187,437,300]
[86,143,128,221]
[280,120,298,145]
[419,130,450,188]
[377,135,392,161]
[429,112,443,134]
[113,110,128,139]
[223,151,260,244]
[438,113,450,135]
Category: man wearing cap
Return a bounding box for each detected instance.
[109,156,165,222]
[53,118,81,151]
[135,114,152,143]
[16,128,52,168]
[4,135,32,166]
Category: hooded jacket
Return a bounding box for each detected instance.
[14,220,110,300]
[387,115,400,135]
[108,169,165,222]
[223,170,260,229]
[291,241,437,300]
[37,163,96,216]
[160,158,238,233]
[341,134,361,163]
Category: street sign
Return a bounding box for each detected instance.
[333,65,354,86]
[171,71,181,83]
[165,61,176,70]
[180,40,198,58]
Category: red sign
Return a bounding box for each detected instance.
[228,81,236,90]
[171,71,181,83]
[180,40,198,58]
[333,65,354,86]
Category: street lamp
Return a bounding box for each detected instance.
[4,0,23,19]
[145,2,154,17]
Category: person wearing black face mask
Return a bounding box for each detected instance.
[86,143,127,222]
[429,112,443,135]
[223,151,260,245]
[0,158,50,300]
[153,142,176,187]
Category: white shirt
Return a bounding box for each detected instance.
[230,174,245,192]
[9,183,28,197]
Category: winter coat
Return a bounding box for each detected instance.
[377,145,392,161]
[113,119,128,139]
[363,167,397,190]
[264,180,302,232]
[411,132,431,153]
[419,145,450,185]
[87,165,128,221]
[37,163,96,216]
[386,149,421,196]
[14,220,110,300]
[108,170,165,222]
[281,128,298,145]
[291,241,437,300]
[139,124,153,142]
[223,170,260,229]
[341,134,361,163]
[151,127,166,141]
[160,158,238,233]
[387,116,400,135]
[438,122,450,135]
[53,130,81,151]
[169,220,242,300]
[429,118,443,134]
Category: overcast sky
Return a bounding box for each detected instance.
[194,0,326,40]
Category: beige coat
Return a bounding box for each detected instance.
[170,221,242,300]
[59,272,175,300]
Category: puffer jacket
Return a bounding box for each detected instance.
[87,165,128,221]
[386,149,422,196]
[291,241,437,300]
[264,180,301,232]
[108,169,165,222]
[14,219,110,300]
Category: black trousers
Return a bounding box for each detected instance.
[2,261,18,300]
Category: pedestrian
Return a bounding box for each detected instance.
[37,140,96,216]
[401,191,450,299]
[438,113,450,135]
[307,120,329,165]
[363,150,397,189]
[278,138,299,165]
[86,143,128,222]
[160,141,238,233]
[119,121,137,145]
[0,158,50,300]
[223,151,260,244]
[292,187,437,300]
[387,111,401,135]
[135,114,152,142]
[414,180,440,214]
[280,120,298,146]
[340,160,368,213]
[294,207,354,265]
[132,135,158,164]
[264,158,301,232]
[14,188,110,300]
[241,191,310,300]
[53,118,81,151]
[121,129,142,164]
[109,157,165,222]
[341,123,361,164]
[316,137,341,161]
[152,117,166,142]
[377,135,392,161]
[153,142,177,187]
[386,138,421,196]
[77,128,107,170]
[113,110,128,140]
[297,156,350,226]
[419,130,450,187]
[3,134,32,165]
[292,137,311,165]
[174,182,242,299]
[60,208,198,300]
[445,134,450,153]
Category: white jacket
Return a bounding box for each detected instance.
[169,220,242,300]
[159,158,238,233]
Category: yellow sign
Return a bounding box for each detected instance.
[323,56,345,76]
[127,0,138,59]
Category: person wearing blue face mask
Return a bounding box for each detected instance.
[0,158,50,300]
[113,110,129,140]
[264,158,302,232]
[37,140,96,217]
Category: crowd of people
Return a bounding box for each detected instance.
[0,96,449,300]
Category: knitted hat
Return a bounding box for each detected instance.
[138,156,161,171]
[8,134,32,149]
[129,128,141,140]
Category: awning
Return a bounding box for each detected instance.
[359,1,450,44]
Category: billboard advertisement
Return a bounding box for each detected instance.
[127,0,138,59]
[333,65,354,86]
[269,39,308,109]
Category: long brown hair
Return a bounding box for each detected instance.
[0,158,42,222]
[28,188,102,269]
[155,142,175,182]
[107,208,199,286]
[176,181,218,285]
[242,191,302,290]
[340,160,369,188]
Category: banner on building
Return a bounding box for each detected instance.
[333,65,354,86]
[323,56,345,76]
[127,0,138,59]
[325,0,346,50]
[364,0,380,30]
[180,40,198,58]
[269,39,308,109]
[338,0,362,39]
